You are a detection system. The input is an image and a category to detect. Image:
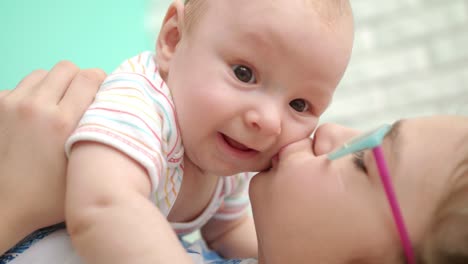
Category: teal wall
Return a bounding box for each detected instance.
[0,0,152,90]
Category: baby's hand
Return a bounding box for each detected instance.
[0,62,105,237]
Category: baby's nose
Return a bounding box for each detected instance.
[244,107,281,137]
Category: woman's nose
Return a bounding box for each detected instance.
[313,123,361,156]
[277,137,314,161]
[244,106,281,137]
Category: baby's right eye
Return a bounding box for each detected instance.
[232,65,256,84]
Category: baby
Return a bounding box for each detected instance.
[62,0,354,263]
[2,66,468,264]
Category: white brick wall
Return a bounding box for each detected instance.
[321,0,468,130]
[149,0,468,130]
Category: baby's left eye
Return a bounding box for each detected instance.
[232,65,256,84]
[289,99,309,112]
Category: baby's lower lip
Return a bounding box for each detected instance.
[218,133,258,159]
[223,135,251,151]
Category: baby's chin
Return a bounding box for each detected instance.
[247,161,273,174]
[220,163,273,176]
[195,155,273,176]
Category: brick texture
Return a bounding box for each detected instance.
[321,0,468,129]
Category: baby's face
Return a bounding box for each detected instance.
[165,0,354,176]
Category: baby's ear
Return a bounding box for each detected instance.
[156,0,185,77]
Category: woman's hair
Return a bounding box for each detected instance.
[359,144,468,264]
[418,206,468,263]
[417,152,468,263]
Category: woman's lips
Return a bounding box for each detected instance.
[271,154,279,167]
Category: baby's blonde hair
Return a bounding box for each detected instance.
[182,0,352,32]
[183,0,206,32]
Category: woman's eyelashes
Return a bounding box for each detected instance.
[232,64,257,84]
[352,151,368,173]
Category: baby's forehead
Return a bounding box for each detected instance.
[189,0,351,20]
[202,1,351,35]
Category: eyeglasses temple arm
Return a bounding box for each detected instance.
[373,146,415,264]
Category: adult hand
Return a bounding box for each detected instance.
[0,61,105,253]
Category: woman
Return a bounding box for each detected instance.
[1,64,467,263]
[250,115,468,263]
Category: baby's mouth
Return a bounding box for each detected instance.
[223,134,253,152]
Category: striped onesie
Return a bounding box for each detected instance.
[65,51,253,235]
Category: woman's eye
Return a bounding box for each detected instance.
[232,65,256,84]
[352,151,368,173]
[289,99,309,113]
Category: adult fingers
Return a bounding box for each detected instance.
[37,61,80,103]
[6,69,47,101]
[0,90,9,99]
[59,68,105,122]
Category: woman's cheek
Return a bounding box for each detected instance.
[278,159,346,199]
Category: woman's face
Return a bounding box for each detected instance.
[250,115,468,264]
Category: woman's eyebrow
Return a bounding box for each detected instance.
[388,120,402,142]
[385,119,404,160]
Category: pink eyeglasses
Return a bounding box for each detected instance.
[327,124,415,264]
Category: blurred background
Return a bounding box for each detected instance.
[0,0,152,90]
[1,0,467,129]
[321,0,468,129]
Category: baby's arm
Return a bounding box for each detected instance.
[201,173,258,259]
[202,215,258,259]
[66,142,193,264]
